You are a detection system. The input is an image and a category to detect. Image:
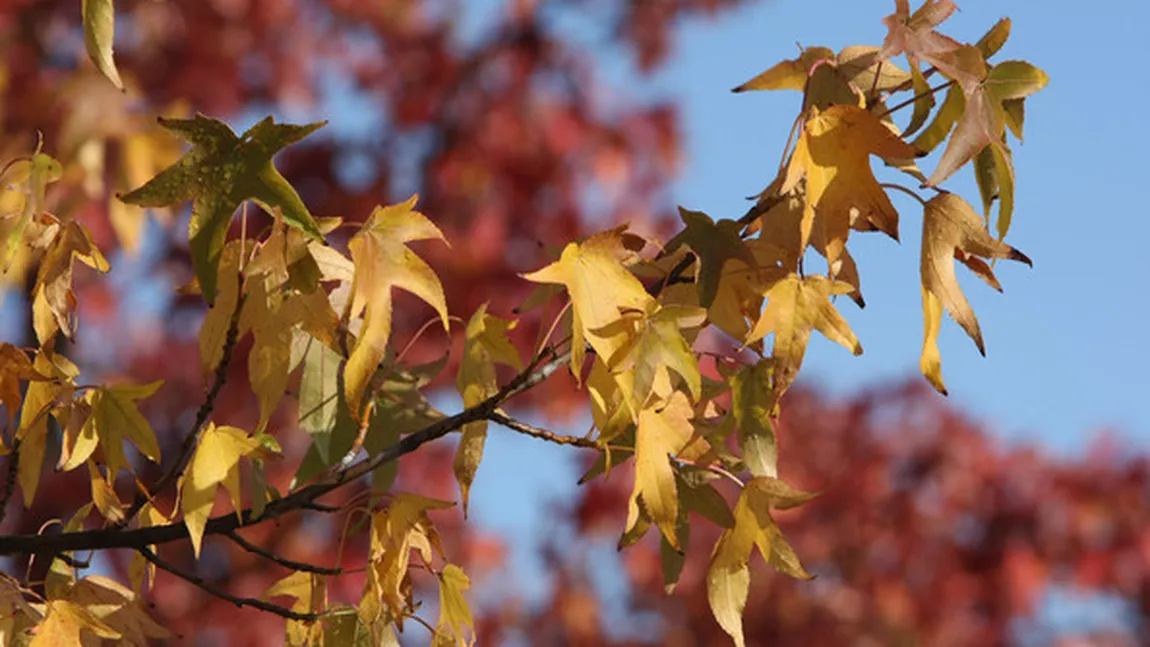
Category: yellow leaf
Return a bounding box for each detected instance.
[264,571,326,647]
[755,192,866,306]
[29,599,120,646]
[523,225,654,379]
[781,105,920,267]
[345,196,449,419]
[87,461,124,523]
[837,45,911,93]
[747,273,862,401]
[919,192,1031,393]
[30,221,110,344]
[733,46,835,92]
[17,348,79,507]
[631,392,697,549]
[198,241,242,385]
[128,503,167,593]
[180,424,263,557]
[0,343,47,427]
[609,304,705,411]
[61,380,163,476]
[706,562,749,647]
[1,149,62,271]
[436,564,474,647]
[453,303,521,516]
[66,575,170,646]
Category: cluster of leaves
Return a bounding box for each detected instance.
[0,1,1045,645]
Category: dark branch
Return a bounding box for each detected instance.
[139,546,321,622]
[224,529,342,576]
[0,438,20,527]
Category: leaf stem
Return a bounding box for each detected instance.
[877,79,955,119]
[880,182,928,207]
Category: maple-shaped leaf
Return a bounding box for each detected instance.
[364,494,454,625]
[28,599,120,647]
[747,273,863,401]
[707,477,818,647]
[345,195,449,419]
[179,424,267,557]
[836,46,912,95]
[435,564,475,647]
[1,148,62,270]
[604,303,705,411]
[706,239,787,343]
[263,571,327,647]
[17,347,79,507]
[66,575,171,646]
[522,225,653,378]
[755,192,866,306]
[119,113,326,304]
[781,104,920,267]
[31,220,110,344]
[925,60,1048,188]
[920,192,1031,393]
[664,207,755,308]
[626,392,707,550]
[241,278,340,432]
[58,380,163,477]
[454,303,522,516]
[878,0,985,89]
[82,0,122,89]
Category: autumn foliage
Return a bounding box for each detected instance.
[6,1,1131,646]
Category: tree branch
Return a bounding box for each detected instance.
[0,345,571,557]
[138,545,321,622]
[119,288,247,529]
[488,410,599,449]
[224,529,342,576]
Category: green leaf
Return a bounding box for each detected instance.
[82,0,122,90]
[119,114,326,304]
[730,359,778,478]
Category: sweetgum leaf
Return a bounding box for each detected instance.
[119,113,325,304]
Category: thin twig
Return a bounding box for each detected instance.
[877,79,956,119]
[119,285,247,529]
[488,410,599,449]
[139,545,322,622]
[223,529,342,576]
